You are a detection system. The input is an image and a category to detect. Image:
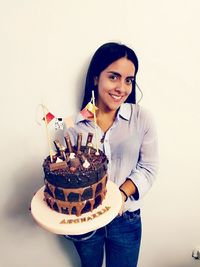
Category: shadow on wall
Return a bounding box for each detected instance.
[3,161,44,231]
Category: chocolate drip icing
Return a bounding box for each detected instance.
[44,174,107,216]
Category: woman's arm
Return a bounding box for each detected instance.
[120,109,159,201]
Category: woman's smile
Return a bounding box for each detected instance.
[109,93,124,101]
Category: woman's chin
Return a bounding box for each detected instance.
[105,103,122,112]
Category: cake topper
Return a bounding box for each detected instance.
[41,104,55,162]
[91,90,99,155]
[80,90,99,154]
[36,91,100,165]
[80,99,98,120]
[36,103,64,163]
[54,118,64,130]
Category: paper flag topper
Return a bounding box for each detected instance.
[80,101,98,120]
[54,118,64,130]
[80,107,94,119]
[43,112,55,124]
[86,102,98,113]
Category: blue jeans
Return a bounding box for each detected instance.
[67,210,142,267]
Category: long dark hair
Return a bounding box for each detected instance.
[81,42,139,109]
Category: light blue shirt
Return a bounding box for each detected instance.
[65,103,158,212]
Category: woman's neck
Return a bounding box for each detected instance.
[96,109,117,133]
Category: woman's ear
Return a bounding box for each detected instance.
[94,76,98,86]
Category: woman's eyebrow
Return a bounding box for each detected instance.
[107,71,121,77]
[107,71,135,79]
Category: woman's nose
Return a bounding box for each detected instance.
[115,80,126,93]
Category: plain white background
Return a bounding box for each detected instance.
[0,1,200,266]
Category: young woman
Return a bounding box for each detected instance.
[66,42,158,267]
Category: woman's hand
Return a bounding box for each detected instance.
[118,179,137,216]
[118,191,126,216]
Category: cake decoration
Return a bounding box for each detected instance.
[43,111,55,124]
[80,90,99,155]
[64,133,73,153]
[59,206,111,224]
[77,133,83,154]
[91,91,99,155]
[50,161,67,171]
[54,117,64,130]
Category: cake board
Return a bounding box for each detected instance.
[31,180,122,235]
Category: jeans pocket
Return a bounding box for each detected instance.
[123,210,141,222]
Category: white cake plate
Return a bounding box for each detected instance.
[31,180,122,235]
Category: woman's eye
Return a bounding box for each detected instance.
[109,74,118,80]
[126,78,134,85]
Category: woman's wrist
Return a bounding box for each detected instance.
[119,188,128,202]
[119,179,138,202]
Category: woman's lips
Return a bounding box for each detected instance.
[109,93,124,101]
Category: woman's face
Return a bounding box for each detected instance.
[96,57,136,113]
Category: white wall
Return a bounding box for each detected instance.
[1,1,200,266]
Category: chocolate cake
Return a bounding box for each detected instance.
[43,133,108,216]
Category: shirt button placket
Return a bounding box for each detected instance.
[103,131,112,179]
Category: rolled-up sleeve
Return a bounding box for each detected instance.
[128,110,159,200]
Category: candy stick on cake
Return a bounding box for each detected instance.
[54,139,67,160]
[86,132,93,155]
[64,133,73,153]
[86,132,93,146]
[64,133,75,159]
[77,133,83,154]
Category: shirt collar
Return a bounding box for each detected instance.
[117,103,132,121]
[75,103,132,124]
